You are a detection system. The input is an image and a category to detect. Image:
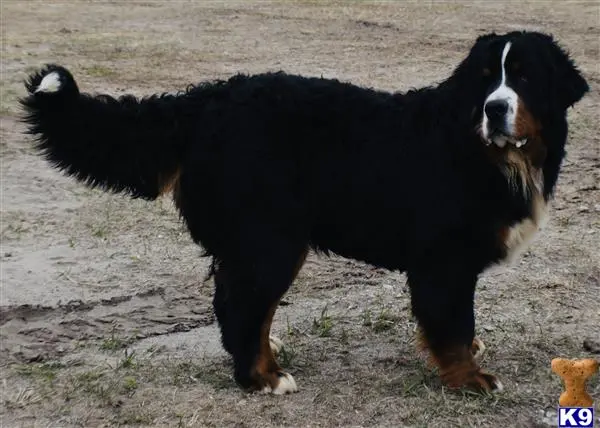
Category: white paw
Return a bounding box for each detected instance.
[269,335,284,356]
[491,378,504,393]
[36,72,61,93]
[272,372,298,395]
[472,338,486,361]
[259,372,298,395]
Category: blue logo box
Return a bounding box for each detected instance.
[558,407,594,428]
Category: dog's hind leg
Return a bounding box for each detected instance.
[212,246,307,394]
[408,262,503,393]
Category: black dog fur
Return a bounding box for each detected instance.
[21,31,588,393]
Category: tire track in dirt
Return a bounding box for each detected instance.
[0,285,214,363]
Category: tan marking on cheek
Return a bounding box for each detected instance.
[513,100,547,167]
[515,99,541,139]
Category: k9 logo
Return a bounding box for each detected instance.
[558,407,594,428]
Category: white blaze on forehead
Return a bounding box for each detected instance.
[499,42,511,86]
[482,41,520,142]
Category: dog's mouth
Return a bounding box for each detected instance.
[484,131,528,149]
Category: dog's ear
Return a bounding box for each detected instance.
[469,32,498,56]
[451,33,498,78]
[475,33,498,44]
[543,35,589,109]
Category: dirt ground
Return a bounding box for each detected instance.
[1,1,599,427]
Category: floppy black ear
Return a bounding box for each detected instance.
[546,36,589,109]
[451,33,498,79]
[475,32,498,44]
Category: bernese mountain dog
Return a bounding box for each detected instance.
[21,31,588,395]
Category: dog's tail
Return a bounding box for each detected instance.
[20,64,189,200]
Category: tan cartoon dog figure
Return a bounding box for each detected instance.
[552,358,599,407]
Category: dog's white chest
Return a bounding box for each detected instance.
[503,193,549,263]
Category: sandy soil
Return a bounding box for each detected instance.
[1,1,599,427]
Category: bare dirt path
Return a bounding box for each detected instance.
[1,1,599,427]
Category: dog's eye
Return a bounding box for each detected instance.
[512,62,528,83]
[482,67,491,77]
[517,72,528,83]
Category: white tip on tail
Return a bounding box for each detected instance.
[36,72,61,93]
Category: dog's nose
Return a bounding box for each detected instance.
[485,100,509,121]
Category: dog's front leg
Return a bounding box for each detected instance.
[407,264,503,393]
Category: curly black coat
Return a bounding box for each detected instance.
[21,30,588,394]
